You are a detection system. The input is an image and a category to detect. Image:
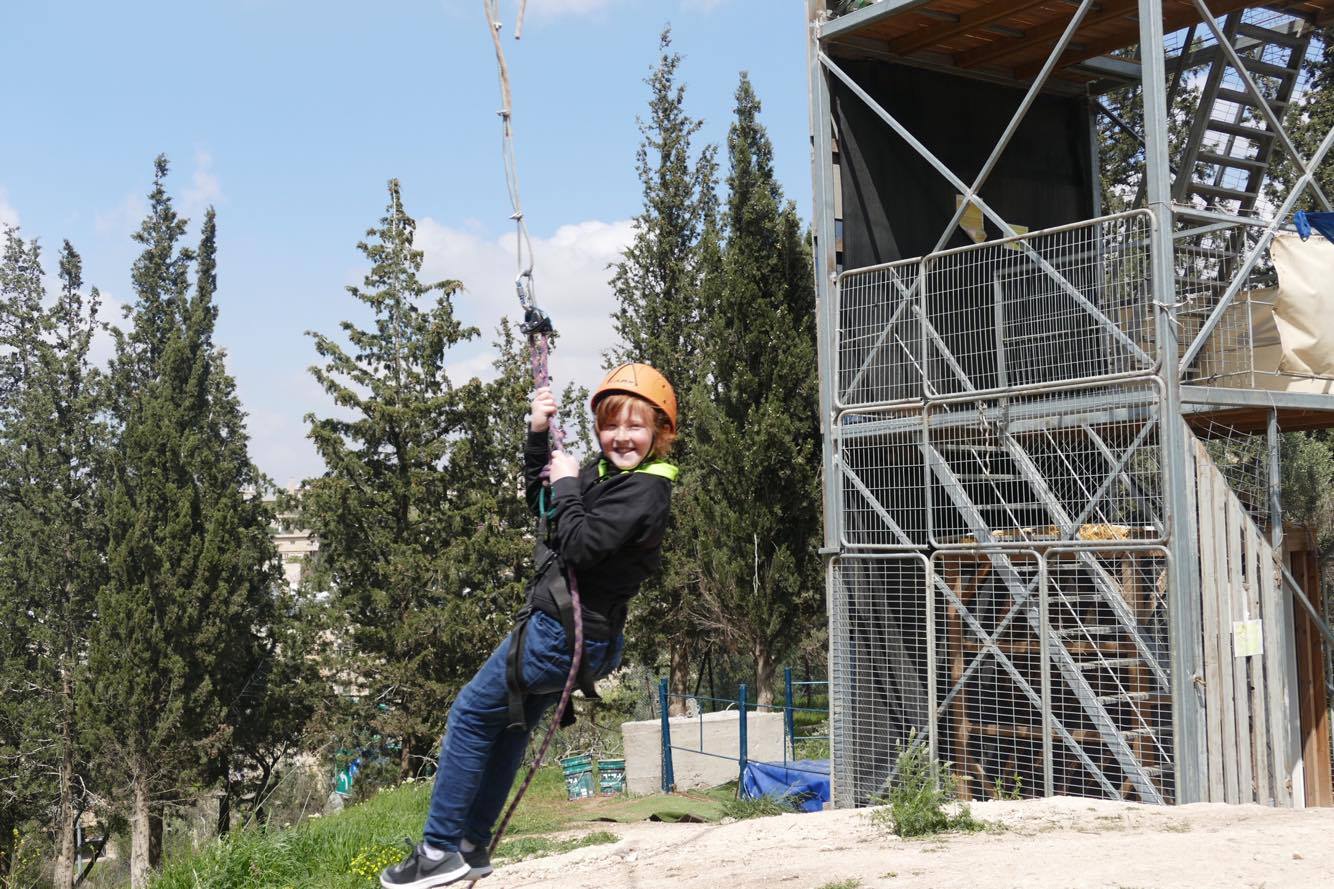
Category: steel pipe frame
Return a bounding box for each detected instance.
[923,467,1164,801]
[827,551,932,807]
[1139,0,1207,804]
[819,52,1157,376]
[809,0,1334,808]
[833,211,1159,411]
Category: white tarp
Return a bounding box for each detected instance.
[1271,232,1334,376]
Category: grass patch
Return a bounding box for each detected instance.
[150,764,725,889]
[871,734,987,839]
[495,829,619,863]
[720,793,799,820]
[815,880,862,889]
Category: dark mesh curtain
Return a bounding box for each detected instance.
[832,60,1097,269]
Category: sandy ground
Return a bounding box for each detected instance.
[491,797,1334,889]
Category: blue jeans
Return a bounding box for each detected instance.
[422,610,623,850]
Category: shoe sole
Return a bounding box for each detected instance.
[466,865,493,880]
[379,859,471,889]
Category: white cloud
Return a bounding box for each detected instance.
[183,149,224,215]
[414,216,633,405]
[0,187,18,229]
[88,289,127,369]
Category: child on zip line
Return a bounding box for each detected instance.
[381,362,679,889]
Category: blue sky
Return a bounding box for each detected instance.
[0,0,814,484]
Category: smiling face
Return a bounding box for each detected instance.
[597,399,656,470]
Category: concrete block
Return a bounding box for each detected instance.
[621,710,786,795]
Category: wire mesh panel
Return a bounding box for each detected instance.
[830,553,930,808]
[1190,416,1274,529]
[835,259,925,409]
[930,550,1047,801]
[922,212,1156,399]
[1045,548,1174,803]
[924,381,1167,548]
[1175,220,1276,384]
[837,410,929,550]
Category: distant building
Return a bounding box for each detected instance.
[269,483,318,591]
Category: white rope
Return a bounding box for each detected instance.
[483,0,537,310]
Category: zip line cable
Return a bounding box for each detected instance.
[474,1,584,879]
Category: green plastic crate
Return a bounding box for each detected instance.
[560,754,595,800]
[597,758,626,796]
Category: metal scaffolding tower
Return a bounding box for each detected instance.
[807,0,1334,808]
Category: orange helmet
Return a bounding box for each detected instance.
[591,363,678,431]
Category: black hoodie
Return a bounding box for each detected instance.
[523,429,673,630]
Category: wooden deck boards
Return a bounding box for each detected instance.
[827,0,1334,81]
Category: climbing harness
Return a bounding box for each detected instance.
[475,1,584,878]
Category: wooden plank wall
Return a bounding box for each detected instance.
[1190,437,1299,805]
[1289,547,1334,806]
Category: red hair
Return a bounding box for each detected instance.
[594,393,677,460]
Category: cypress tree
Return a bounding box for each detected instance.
[1,232,107,887]
[303,180,531,777]
[608,28,718,709]
[0,228,57,882]
[87,158,282,886]
[688,75,823,708]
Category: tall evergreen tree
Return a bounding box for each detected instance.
[1,232,108,887]
[0,228,58,882]
[86,158,281,887]
[608,28,718,709]
[303,180,531,777]
[688,75,822,708]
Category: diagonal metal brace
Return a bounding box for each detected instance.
[927,445,1164,802]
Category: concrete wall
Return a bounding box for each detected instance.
[621,710,786,795]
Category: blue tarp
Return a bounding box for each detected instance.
[741,760,830,813]
[1294,211,1334,244]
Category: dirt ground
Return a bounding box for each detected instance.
[493,796,1334,889]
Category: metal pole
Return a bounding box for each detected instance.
[659,677,675,793]
[808,0,843,806]
[1139,0,1207,804]
[1269,409,1307,807]
[1039,555,1054,798]
[784,667,795,766]
[739,683,750,791]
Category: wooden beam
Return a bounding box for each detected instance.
[819,0,938,41]
[956,0,1139,70]
[887,0,1052,55]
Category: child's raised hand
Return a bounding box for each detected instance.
[530,387,558,432]
[549,450,580,482]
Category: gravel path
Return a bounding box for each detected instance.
[492,796,1334,889]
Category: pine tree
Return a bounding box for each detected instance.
[688,75,823,708]
[303,180,531,777]
[608,28,718,710]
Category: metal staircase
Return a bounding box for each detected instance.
[1172,11,1315,213]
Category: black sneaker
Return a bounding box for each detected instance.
[463,845,493,880]
[379,839,471,889]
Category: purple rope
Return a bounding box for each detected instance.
[474,328,584,876]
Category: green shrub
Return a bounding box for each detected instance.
[871,732,985,838]
[720,793,798,820]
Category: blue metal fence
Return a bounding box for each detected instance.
[657,670,829,793]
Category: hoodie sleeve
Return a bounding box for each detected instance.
[549,473,671,569]
[524,430,551,515]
